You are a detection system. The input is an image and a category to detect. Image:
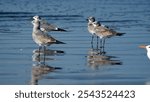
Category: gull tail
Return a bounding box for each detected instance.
[56,28,67,32]
[116,32,125,36]
[56,40,66,44]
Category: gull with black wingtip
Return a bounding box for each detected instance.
[31,19,65,54]
[33,15,67,32]
[93,21,125,48]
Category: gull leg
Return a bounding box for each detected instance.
[100,38,102,49]
[96,36,99,49]
[43,46,46,63]
[103,38,105,48]
[38,46,42,56]
[91,35,94,44]
[102,39,106,54]
[38,46,42,62]
[91,35,94,48]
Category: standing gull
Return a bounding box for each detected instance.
[33,15,66,32]
[139,45,150,60]
[31,19,65,53]
[87,16,99,45]
[93,21,125,48]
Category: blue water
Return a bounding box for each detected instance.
[0,0,150,85]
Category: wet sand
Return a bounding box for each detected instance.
[0,0,150,85]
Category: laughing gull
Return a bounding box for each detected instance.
[31,20,65,53]
[87,16,98,45]
[33,15,66,32]
[93,21,125,48]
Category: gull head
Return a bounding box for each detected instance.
[139,45,150,60]
[87,16,95,23]
[139,45,150,51]
[33,15,41,21]
[93,21,101,27]
[146,45,150,52]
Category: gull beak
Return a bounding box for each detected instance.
[139,45,146,49]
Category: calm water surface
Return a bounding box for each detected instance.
[0,0,150,84]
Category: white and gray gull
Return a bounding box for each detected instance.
[31,19,65,52]
[33,15,67,32]
[93,21,125,48]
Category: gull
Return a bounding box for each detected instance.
[139,45,150,60]
[31,19,65,53]
[87,16,99,45]
[93,21,125,48]
[33,15,66,32]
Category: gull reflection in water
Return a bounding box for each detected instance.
[31,49,64,85]
[31,64,61,85]
[32,49,65,63]
[33,49,65,56]
[87,48,122,69]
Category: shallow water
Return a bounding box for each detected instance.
[0,0,150,85]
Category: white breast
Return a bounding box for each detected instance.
[147,51,150,60]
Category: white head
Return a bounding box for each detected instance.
[140,45,150,51]
[146,45,150,51]
[139,45,150,60]
[33,15,41,21]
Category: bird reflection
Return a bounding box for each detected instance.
[32,49,65,63]
[31,63,61,85]
[87,48,122,69]
[31,49,64,85]
[33,49,65,56]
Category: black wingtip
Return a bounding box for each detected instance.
[56,40,66,44]
[57,28,67,32]
[117,33,125,36]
